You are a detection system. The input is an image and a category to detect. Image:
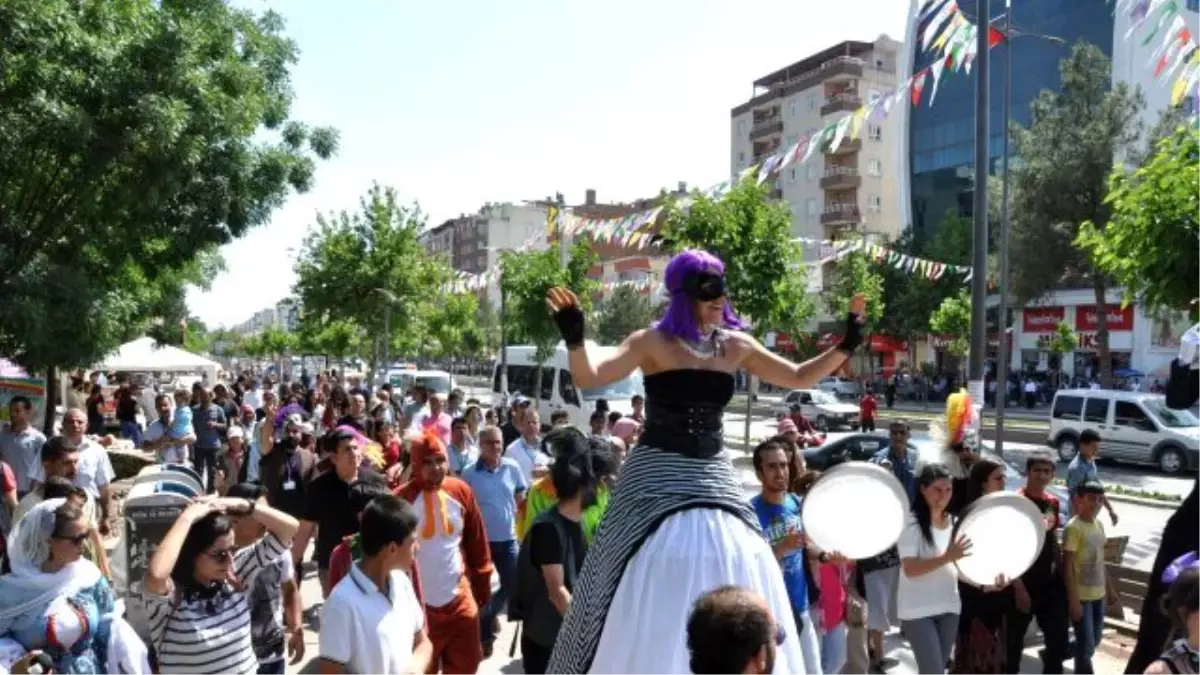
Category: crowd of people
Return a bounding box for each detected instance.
[0,249,1194,675]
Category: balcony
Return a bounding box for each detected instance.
[822,137,862,155]
[821,93,862,116]
[820,166,861,190]
[820,203,862,226]
[769,187,784,200]
[749,118,783,140]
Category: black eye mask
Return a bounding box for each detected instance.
[682,271,726,301]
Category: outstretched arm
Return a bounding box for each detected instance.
[740,293,867,390]
[547,287,647,389]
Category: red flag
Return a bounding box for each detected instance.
[911,70,929,106]
[988,26,1005,48]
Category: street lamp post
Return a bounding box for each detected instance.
[969,0,991,406]
[992,4,1066,455]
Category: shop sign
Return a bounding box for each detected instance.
[1037,332,1101,351]
[1075,304,1135,332]
[1023,306,1065,333]
[930,334,1002,350]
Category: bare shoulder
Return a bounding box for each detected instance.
[723,330,764,361]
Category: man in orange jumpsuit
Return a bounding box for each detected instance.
[396,430,494,673]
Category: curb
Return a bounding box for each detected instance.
[1105,492,1183,510]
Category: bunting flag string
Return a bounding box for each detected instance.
[1117,0,1200,110]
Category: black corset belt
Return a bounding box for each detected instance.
[638,402,725,459]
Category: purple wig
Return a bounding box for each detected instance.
[654,249,747,342]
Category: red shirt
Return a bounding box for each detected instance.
[860,395,878,420]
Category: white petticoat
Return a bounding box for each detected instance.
[587,508,806,674]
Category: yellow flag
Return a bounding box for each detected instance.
[1171,75,1188,105]
[848,107,868,140]
[546,205,559,236]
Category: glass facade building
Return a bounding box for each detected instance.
[904,0,1114,242]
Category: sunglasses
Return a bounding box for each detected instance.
[53,532,89,546]
[205,547,237,564]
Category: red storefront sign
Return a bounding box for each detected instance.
[930,333,1002,350]
[1075,304,1134,332]
[774,333,796,350]
[1023,306,1065,333]
[817,333,908,352]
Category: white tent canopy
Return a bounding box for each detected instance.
[97,337,220,381]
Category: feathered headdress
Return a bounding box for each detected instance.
[929,388,979,478]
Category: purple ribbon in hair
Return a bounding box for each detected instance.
[1162,551,1200,585]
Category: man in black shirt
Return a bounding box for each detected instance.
[292,428,381,598]
[1007,451,1069,674]
[501,395,532,448]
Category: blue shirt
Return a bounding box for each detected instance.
[1065,456,1098,496]
[191,404,226,450]
[462,457,528,542]
[872,446,916,503]
[751,493,809,612]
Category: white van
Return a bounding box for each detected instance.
[389,369,456,394]
[492,342,645,429]
[1047,388,1200,474]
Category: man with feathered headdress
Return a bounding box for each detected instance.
[930,389,982,516]
[395,430,494,673]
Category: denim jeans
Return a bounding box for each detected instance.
[480,539,519,645]
[901,613,959,674]
[1072,598,1106,674]
[820,621,847,675]
[120,421,142,448]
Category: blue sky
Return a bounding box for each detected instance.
[187,0,910,328]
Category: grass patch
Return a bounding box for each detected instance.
[1051,478,1182,503]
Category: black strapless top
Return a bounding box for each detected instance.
[639,370,735,459]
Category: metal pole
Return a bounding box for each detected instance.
[969,0,991,398]
[994,6,1013,456]
[382,302,392,390]
[556,193,569,269]
[499,283,509,398]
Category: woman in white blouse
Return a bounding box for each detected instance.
[896,463,971,674]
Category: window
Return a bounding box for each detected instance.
[737,120,747,135]
[1053,395,1083,420]
[806,198,819,216]
[868,159,882,176]
[738,151,746,163]
[1189,0,1199,11]
[1083,398,1110,424]
[868,124,883,141]
[786,134,798,146]
[807,94,818,110]
[868,89,882,105]
[785,391,800,404]
[807,165,819,181]
[1114,401,1155,431]
[558,369,580,406]
[787,168,797,184]
[867,195,882,211]
[788,100,800,118]
[493,365,554,401]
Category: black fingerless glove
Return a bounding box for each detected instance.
[553,305,586,348]
[837,311,864,354]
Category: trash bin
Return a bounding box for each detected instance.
[111,465,201,643]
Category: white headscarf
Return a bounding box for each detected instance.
[0,498,102,630]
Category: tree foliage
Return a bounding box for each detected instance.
[0,0,337,373]
[660,180,813,337]
[1047,321,1079,356]
[500,242,598,365]
[878,213,975,347]
[593,285,658,346]
[822,250,886,335]
[929,290,972,358]
[425,293,482,360]
[475,297,502,358]
[1007,42,1145,386]
[293,184,449,368]
[296,319,362,362]
[1077,125,1199,315]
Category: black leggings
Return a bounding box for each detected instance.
[522,634,553,675]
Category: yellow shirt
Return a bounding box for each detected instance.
[1063,516,1107,602]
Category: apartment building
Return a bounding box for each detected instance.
[730,36,905,272]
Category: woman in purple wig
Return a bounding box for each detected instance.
[544,248,867,674]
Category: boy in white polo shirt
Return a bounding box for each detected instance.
[319,494,431,674]
[319,492,432,667]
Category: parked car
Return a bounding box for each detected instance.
[774,389,860,431]
[818,376,861,399]
[1046,388,1200,474]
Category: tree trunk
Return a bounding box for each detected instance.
[1093,277,1113,388]
[43,365,58,436]
[533,364,544,415]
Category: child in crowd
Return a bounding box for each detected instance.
[41,476,112,579]
[1144,551,1199,674]
[169,388,194,441]
[326,478,425,605]
[1064,480,1121,674]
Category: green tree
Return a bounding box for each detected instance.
[1007,42,1145,387]
[822,250,885,333]
[0,0,337,380]
[1077,125,1199,316]
[293,184,448,376]
[426,293,482,360]
[659,180,813,337]
[593,285,658,346]
[499,242,598,397]
[930,290,972,376]
[476,297,502,357]
[296,319,362,366]
[1047,320,1079,360]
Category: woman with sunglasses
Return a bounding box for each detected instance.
[544,248,869,674]
[0,498,128,673]
[143,494,299,674]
